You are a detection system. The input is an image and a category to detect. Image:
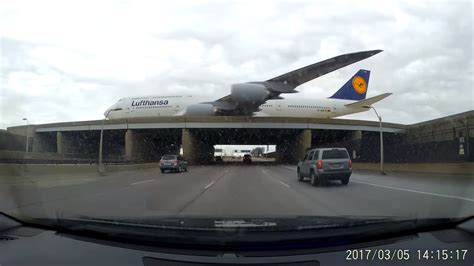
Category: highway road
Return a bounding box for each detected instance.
[1,164,474,220]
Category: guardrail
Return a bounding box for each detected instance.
[0,150,143,164]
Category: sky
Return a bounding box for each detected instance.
[1,0,472,129]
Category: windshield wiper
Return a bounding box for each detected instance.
[9,214,472,252]
[35,215,394,232]
[30,215,473,232]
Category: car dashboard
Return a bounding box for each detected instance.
[0,215,473,265]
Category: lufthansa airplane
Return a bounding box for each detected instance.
[105,50,391,119]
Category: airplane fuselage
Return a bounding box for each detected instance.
[106,95,366,119]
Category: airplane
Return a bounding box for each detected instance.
[105,50,391,119]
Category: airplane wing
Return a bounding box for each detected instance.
[187,50,383,116]
[266,50,382,88]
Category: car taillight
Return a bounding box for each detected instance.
[172,160,177,164]
[349,159,352,168]
[316,160,323,169]
[159,160,163,164]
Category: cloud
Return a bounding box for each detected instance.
[1,0,472,129]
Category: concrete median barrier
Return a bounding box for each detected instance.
[0,163,161,179]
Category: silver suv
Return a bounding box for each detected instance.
[297,148,352,186]
[160,155,188,173]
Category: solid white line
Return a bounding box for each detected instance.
[280,165,474,202]
[277,180,291,188]
[130,179,154,186]
[352,179,474,203]
[261,169,291,189]
[204,181,215,190]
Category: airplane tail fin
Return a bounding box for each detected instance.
[344,93,392,108]
[329,69,370,100]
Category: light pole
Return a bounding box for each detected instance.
[99,108,122,175]
[22,118,29,152]
[363,105,386,175]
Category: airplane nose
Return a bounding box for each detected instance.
[104,103,123,117]
[104,104,115,117]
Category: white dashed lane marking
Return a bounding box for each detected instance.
[204,181,216,190]
[130,179,154,186]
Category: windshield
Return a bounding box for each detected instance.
[0,0,472,244]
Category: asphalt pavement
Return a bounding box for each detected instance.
[1,164,473,220]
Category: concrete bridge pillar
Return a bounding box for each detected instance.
[32,133,45,153]
[349,130,362,160]
[182,129,199,164]
[295,129,312,162]
[181,129,215,164]
[56,132,71,155]
[125,129,140,161]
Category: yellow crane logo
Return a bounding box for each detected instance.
[352,76,367,94]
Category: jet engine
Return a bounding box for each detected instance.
[184,104,216,116]
[230,83,270,106]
